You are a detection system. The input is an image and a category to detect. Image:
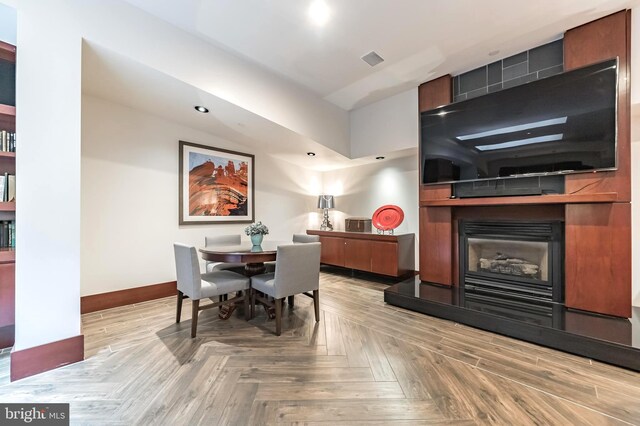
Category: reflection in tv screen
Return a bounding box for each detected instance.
[421,59,617,185]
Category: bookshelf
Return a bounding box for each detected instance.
[0,40,15,349]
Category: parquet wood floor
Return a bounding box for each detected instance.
[0,270,639,425]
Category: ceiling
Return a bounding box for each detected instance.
[122,0,639,110]
[82,42,413,171]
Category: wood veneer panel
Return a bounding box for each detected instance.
[318,236,345,267]
[0,104,15,133]
[419,184,451,202]
[312,232,414,277]
[418,76,452,202]
[308,230,409,242]
[452,205,565,221]
[565,203,631,318]
[81,281,177,314]
[0,262,14,340]
[0,41,16,63]
[344,239,371,271]
[418,75,452,112]
[419,207,452,286]
[564,10,631,201]
[11,335,84,381]
[421,192,617,207]
[418,75,453,286]
[0,201,15,211]
[0,155,15,175]
[0,324,13,349]
[370,241,398,276]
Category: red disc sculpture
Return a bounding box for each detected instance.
[372,205,404,234]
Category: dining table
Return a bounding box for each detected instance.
[199,241,287,277]
[199,241,288,319]
[199,241,284,277]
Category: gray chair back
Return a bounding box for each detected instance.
[205,234,241,246]
[273,242,321,299]
[173,243,202,299]
[293,234,320,243]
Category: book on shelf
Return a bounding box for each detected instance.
[0,173,15,202]
[0,220,15,248]
[7,174,14,202]
[0,130,15,152]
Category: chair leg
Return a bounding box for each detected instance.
[244,290,251,321]
[218,295,224,310]
[288,295,295,307]
[250,288,256,319]
[275,298,283,336]
[313,290,320,322]
[191,299,200,338]
[176,290,184,323]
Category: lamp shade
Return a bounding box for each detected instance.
[317,195,335,209]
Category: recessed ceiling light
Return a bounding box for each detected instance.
[308,0,330,26]
[307,152,316,156]
[375,156,385,160]
[194,106,209,113]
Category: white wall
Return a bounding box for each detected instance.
[53,0,350,156]
[7,0,345,353]
[350,88,419,159]
[0,3,16,45]
[81,95,321,296]
[322,156,419,267]
[13,2,83,351]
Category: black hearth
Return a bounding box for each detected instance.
[460,221,563,308]
[384,278,639,372]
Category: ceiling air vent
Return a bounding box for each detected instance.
[361,51,384,67]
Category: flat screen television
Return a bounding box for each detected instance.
[421,58,618,185]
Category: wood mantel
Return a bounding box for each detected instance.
[420,192,618,207]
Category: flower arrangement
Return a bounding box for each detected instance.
[244,221,269,236]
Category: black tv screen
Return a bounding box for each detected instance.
[421,58,617,185]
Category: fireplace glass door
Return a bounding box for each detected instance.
[460,220,563,305]
[467,238,549,283]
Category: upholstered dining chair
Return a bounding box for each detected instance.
[173,243,250,337]
[292,234,320,243]
[204,234,245,273]
[265,233,321,274]
[250,242,321,335]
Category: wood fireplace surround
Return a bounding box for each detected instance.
[417,10,632,318]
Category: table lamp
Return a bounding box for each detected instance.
[317,195,335,231]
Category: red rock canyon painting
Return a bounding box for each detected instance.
[179,141,254,224]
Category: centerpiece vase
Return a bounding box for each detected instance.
[251,234,264,246]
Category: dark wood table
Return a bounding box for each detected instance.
[200,241,288,319]
[199,241,286,276]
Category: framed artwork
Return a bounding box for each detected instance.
[179,141,255,224]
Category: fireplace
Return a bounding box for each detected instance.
[459,221,563,308]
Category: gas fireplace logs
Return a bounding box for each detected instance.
[479,252,540,279]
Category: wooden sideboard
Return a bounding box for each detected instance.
[306,230,415,278]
